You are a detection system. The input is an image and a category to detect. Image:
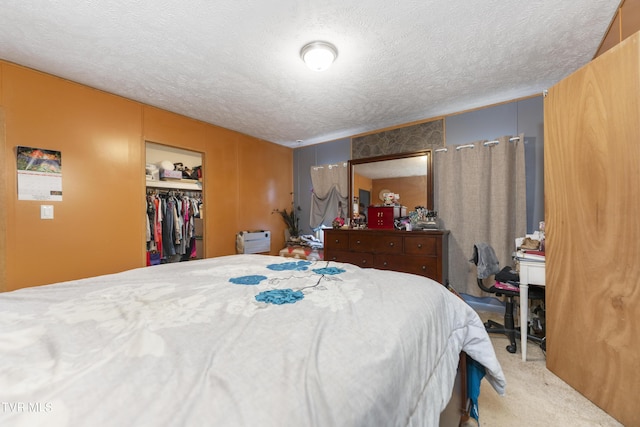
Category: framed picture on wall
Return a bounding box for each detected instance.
[16,146,63,201]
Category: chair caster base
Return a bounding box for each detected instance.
[506,344,517,354]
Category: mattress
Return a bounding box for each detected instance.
[0,255,505,426]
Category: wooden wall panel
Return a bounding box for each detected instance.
[204,128,241,257]
[0,107,6,291]
[237,136,292,252]
[621,0,640,40]
[1,62,293,291]
[544,33,640,427]
[143,106,209,153]
[597,11,621,57]
[0,64,5,289]
[595,0,640,58]
[2,63,144,291]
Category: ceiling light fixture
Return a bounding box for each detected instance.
[300,41,338,72]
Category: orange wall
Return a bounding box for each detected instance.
[0,65,6,290]
[0,61,292,292]
[372,176,428,211]
[354,173,373,197]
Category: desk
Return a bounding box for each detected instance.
[518,259,545,361]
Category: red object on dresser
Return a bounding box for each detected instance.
[367,206,396,229]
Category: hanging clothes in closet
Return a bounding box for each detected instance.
[146,190,202,264]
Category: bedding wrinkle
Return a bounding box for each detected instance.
[0,255,505,427]
[402,289,458,425]
[301,312,335,426]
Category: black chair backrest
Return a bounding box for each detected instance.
[472,244,496,293]
[471,244,479,266]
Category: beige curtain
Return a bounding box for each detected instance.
[309,163,349,229]
[434,134,526,296]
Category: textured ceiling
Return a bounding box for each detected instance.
[0,1,620,148]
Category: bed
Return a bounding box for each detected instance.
[0,254,505,426]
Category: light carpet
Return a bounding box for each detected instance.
[476,314,623,426]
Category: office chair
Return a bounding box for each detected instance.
[472,243,544,354]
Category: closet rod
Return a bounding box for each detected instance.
[146,189,201,198]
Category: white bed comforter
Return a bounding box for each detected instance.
[0,255,505,427]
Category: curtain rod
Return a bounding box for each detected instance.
[435,136,521,153]
[312,162,348,170]
[483,136,521,146]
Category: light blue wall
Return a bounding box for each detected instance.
[293,138,351,235]
[293,96,544,234]
[445,103,518,145]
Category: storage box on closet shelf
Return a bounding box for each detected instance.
[147,161,202,191]
[156,160,181,180]
[160,169,182,180]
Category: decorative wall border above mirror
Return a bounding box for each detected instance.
[351,119,444,159]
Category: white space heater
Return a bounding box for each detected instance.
[236,230,271,254]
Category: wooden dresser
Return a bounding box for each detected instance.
[323,229,449,284]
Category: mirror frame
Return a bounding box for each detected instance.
[348,149,433,219]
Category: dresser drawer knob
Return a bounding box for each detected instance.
[383,261,388,266]
[361,259,367,264]
[421,265,427,271]
[356,240,361,244]
[417,243,423,249]
[334,239,340,243]
[388,242,394,247]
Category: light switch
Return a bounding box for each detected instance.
[40,205,54,220]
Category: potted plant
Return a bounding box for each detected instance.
[273,205,301,242]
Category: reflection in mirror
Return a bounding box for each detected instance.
[349,150,433,225]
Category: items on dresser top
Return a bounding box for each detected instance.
[367,205,407,229]
[323,229,449,284]
[279,246,324,260]
[279,234,324,260]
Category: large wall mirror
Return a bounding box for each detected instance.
[348,150,433,221]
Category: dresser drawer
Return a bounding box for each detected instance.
[325,231,349,251]
[330,251,374,268]
[374,254,438,279]
[349,233,377,252]
[373,235,403,254]
[404,235,438,256]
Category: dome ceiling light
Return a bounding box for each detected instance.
[300,41,338,72]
